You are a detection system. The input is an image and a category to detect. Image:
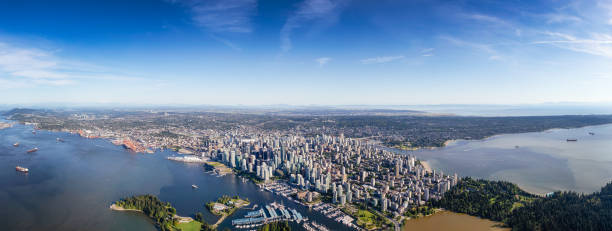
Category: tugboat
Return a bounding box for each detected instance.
[13,142,19,147]
[191,184,199,189]
[27,148,39,153]
[16,166,29,173]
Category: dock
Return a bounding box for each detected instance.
[232,202,308,229]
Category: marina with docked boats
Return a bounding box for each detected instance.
[231,202,307,229]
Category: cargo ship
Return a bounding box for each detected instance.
[13,142,19,147]
[27,148,39,153]
[566,139,578,142]
[16,166,29,173]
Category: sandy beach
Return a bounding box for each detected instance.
[173,214,194,223]
[421,160,432,173]
[109,204,142,212]
[443,139,457,147]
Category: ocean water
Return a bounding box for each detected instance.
[0,122,348,231]
[400,124,612,194]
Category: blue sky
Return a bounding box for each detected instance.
[0,0,612,105]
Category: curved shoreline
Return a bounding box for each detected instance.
[420,160,432,173]
[110,204,194,223]
[436,122,612,149]
[0,122,12,130]
[109,204,143,212]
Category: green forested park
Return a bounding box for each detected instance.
[114,194,215,231]
[507,182,612,231]
[433,177,536,222]
[433,178,612,231]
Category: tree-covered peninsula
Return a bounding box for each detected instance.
[433,178,612,231]
[112,194,213,231]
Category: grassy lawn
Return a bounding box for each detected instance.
[205,162,234,174]
[175,220,202,231]
[341,205,387,230]
[356,209,377,229]
[207,161,223,167]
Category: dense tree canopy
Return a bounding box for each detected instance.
[435,178,612,231]
[507,182,612,231]
[433,177,535,222]
[258,221,291,231]
[115,194,177,231]
[115,194,216,231]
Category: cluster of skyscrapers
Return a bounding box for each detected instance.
[206,133,458,220]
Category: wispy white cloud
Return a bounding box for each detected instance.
[598,0,612,25]
[280,0,348,52]
[0,41,145,89]
[592,73,612,80]
[420,48,434,57]
[488,55,502,60]
[421,48,434,53]
[0,42,71,87]
[441,36,495,53]
[534,32,612,58]
[209,35,242,51]
[170,0,257,33]
[545,13,582,24]
[465,13,509,26]
[457,12,524,40]
[360,55,404,64]
[315,57,331,66]
[441,36,504,61]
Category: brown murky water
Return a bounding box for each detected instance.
[402,211,509,231]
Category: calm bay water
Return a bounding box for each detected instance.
[398,124,612,194]
[0,122,348,231]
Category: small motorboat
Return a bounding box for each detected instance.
[13,142,19,147]
[16,166,29,173]
[191,184,199,189]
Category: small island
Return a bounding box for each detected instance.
[111,194,209,231]
[206,195,250,227]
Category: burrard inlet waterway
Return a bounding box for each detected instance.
[0,121,349,231]
[399,123,612,195]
